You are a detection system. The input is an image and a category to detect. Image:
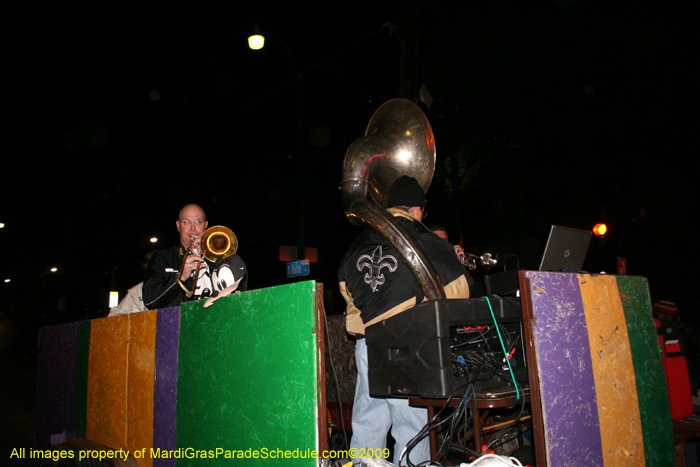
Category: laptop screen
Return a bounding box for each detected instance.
[539,225,592,272]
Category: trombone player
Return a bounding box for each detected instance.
[143,203,247,309]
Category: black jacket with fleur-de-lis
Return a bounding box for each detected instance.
[339,210,473,336]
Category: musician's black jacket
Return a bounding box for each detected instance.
[338,208,473,336]
[143,244,248,309]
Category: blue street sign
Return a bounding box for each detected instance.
[287,259,310,278]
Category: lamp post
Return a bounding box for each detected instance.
[248,25,306,263]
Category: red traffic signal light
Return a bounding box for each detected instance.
[593,223,607,237]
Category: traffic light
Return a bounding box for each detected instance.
[593,223,607,237]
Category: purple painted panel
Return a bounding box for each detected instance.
[526,271,603,466]
[153,307,180,467]
[35,322,80,450]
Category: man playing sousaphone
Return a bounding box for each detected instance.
[143,203,247,309]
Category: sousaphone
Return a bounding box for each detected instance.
[340,98,445,300]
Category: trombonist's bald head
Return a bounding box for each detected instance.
[176,204,208,249]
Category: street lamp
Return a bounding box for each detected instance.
[247,25,307,264]
[248,24,265,50]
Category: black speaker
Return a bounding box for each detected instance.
[365,297,526,399]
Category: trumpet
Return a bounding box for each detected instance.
[176,226,238,298]
[458,250,498,271]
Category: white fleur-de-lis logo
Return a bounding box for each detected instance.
[356,246,398,292]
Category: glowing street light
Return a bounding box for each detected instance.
[246,26,306,262]
[248,24,264,50]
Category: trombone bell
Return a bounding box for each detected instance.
[201,226,238,262]
[175,226,238,298]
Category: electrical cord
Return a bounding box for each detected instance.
[481,391,528,455]
[403,297,529,465]
[402,350,511,467]
[484,297,520,400]
[318,287,350,450]
[366,294,527,466]
[400,380,479,466]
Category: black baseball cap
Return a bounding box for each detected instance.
[387,175,427,207]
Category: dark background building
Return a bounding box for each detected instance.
[2,0,698,338]
[1,2,698,463]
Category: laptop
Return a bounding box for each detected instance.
[538,225,592,272]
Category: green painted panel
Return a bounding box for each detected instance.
[616,276,674,467]
[75,320,91,438]
[176,281,320,466]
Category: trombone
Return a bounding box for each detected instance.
[176,226,238,298]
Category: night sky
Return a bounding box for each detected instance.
[2,1,698,326]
